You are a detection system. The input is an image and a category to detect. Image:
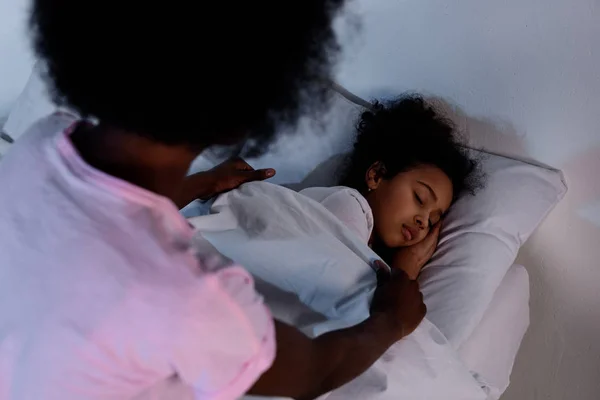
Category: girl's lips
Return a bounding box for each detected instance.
[402,225,413,241]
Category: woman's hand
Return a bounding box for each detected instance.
[206,157,276,197]
[391,222,441,280]
[250,263,426,399]
[174,158,275,208]
[371,261,427,339]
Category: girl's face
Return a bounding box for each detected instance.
[365,164,453,248]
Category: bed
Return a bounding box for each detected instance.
[2,68,554,399]
[188,180,531,400]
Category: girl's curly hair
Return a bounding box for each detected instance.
[341,95,483,199]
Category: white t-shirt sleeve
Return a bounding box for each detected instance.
[171,265,275,400]
[304,187,373,244]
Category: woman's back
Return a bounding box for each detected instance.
[0,115,274,399]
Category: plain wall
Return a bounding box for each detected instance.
[0,0,34,121]
[334,1,600,398]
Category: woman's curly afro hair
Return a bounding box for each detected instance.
[30,0,345,155]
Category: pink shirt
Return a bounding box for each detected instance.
[0,114,275,399]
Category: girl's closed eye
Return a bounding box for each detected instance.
[414,192,424,205]
[414,192,434,226]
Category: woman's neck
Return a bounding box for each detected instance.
[70,123,201,201]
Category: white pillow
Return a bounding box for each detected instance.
[297,151,566,348]
[458,264,530,400]
[419,153,565,347]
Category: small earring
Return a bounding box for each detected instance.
[367,188,373,192]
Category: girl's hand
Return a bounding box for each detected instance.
[391,222,441,280]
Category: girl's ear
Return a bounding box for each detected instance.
[365,161,387,191]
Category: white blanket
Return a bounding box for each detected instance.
[189,182,485,400]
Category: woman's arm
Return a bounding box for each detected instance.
[250,266,426,400]
[173,171,220,208]
[174,158,275,208]
[250,317,395,400]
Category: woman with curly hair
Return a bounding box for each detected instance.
[0,1,431,399]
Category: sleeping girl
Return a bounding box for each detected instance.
[301,95,482,279]
[182,96,486,399]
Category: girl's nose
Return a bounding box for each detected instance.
[415,215,426,229]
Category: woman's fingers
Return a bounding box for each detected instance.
[230,158,276,182]
[373,260,392,286]
[241,168,276,183]
[230,157,253,170]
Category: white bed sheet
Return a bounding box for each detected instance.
[458,264,530,400]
